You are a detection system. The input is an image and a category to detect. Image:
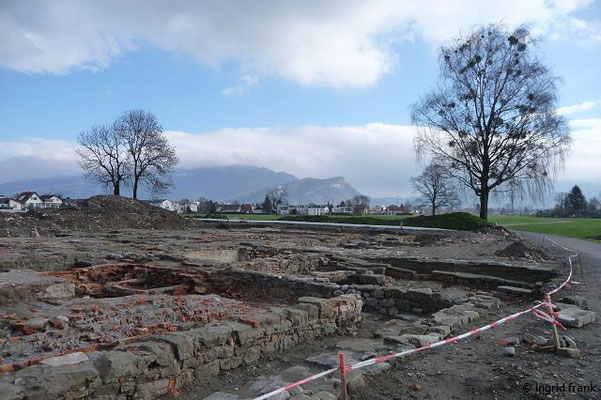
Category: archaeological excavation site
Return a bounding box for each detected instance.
[0,197,598,400]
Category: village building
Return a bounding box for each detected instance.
[0,198,23,211]
[41,194,64,208]
[15,192,43,209]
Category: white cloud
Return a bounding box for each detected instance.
[562,118,601,182]
[1,118,599,195]
[0,138,76,161]
[222,74,259,96]
[164,123,419,196]
[0,0,598,87]
[557,101,596,115]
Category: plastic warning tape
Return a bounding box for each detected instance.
[251,239,576,400]
[346,301,545,371]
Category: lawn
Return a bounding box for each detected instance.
[490,215,601,241]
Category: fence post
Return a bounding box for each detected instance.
[577,254,584,278]
[339,353,347,400]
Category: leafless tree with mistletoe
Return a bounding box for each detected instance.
[412,24,571,219]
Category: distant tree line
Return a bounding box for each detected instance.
[541,185,601,218]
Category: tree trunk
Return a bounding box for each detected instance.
[431,200,436,216]
[133,176,139,199]
[113,182,120,196]
[479,188,489,220]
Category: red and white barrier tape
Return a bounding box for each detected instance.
[251,235,576,400]
[347,301,545,371]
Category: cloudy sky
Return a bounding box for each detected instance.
[0,0,600,198]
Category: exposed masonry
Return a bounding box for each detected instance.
[0,294,362,400]
[0,234,557,400]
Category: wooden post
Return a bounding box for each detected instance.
[339,353,347,400]
[552,323,562,351]
[546,295,562,351]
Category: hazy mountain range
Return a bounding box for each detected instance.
[0,165,365,205]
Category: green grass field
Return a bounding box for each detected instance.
[490,215,601,241]
[184,212,601,240]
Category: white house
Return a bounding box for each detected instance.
[369,205,386,214]
[41,195,63,208]
[307,206,330,216]
[149,199,174,211]
[332,206,353,214]
[15,192,43,209]
[293,204,330,216]
[0,198,23,211]
[276,204,290,215]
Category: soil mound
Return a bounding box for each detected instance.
[0,195,188,237]
[495,241,547,260]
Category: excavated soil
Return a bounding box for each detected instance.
[0,195,189,237]
[0,202,597,400]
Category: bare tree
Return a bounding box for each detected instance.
[77,125,129,195]
[410,161,460,215]
[266,187,288,207]
[114,110,178,199]
[347,195,370,215]
[412,24,571,220]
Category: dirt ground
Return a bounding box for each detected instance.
[0,200,598,400]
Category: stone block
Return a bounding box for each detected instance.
[292,303,319,320]
[220,356,243,370]
[191,324,233,347]
[194,360,220,379]
[430,325,451,337]
[406,288,433,303]
[297,297,336,318]
[0,382,23,400]
[284,308,309,326]
[41,352,89,367]
[557,308,596,328]
[13,361,99,399]
[132,341,176,367]
[156,333,194,361]
[224,321,263,346]
[94,351,154,383]
[133,378,170,399]
[242,346,262,364]
[559,295,587,309]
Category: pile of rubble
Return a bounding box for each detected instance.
[0,195,189,237]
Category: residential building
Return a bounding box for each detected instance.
[369,205,386,214]
[276,204,290,215]
[0,198,23,211]
[332,205,353,214]
[294,204,330,216]
[41,194,63,208]
[15,192,43,209]
[145,199,175,211]
[240,204,253,214]
[217,204,242,213]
